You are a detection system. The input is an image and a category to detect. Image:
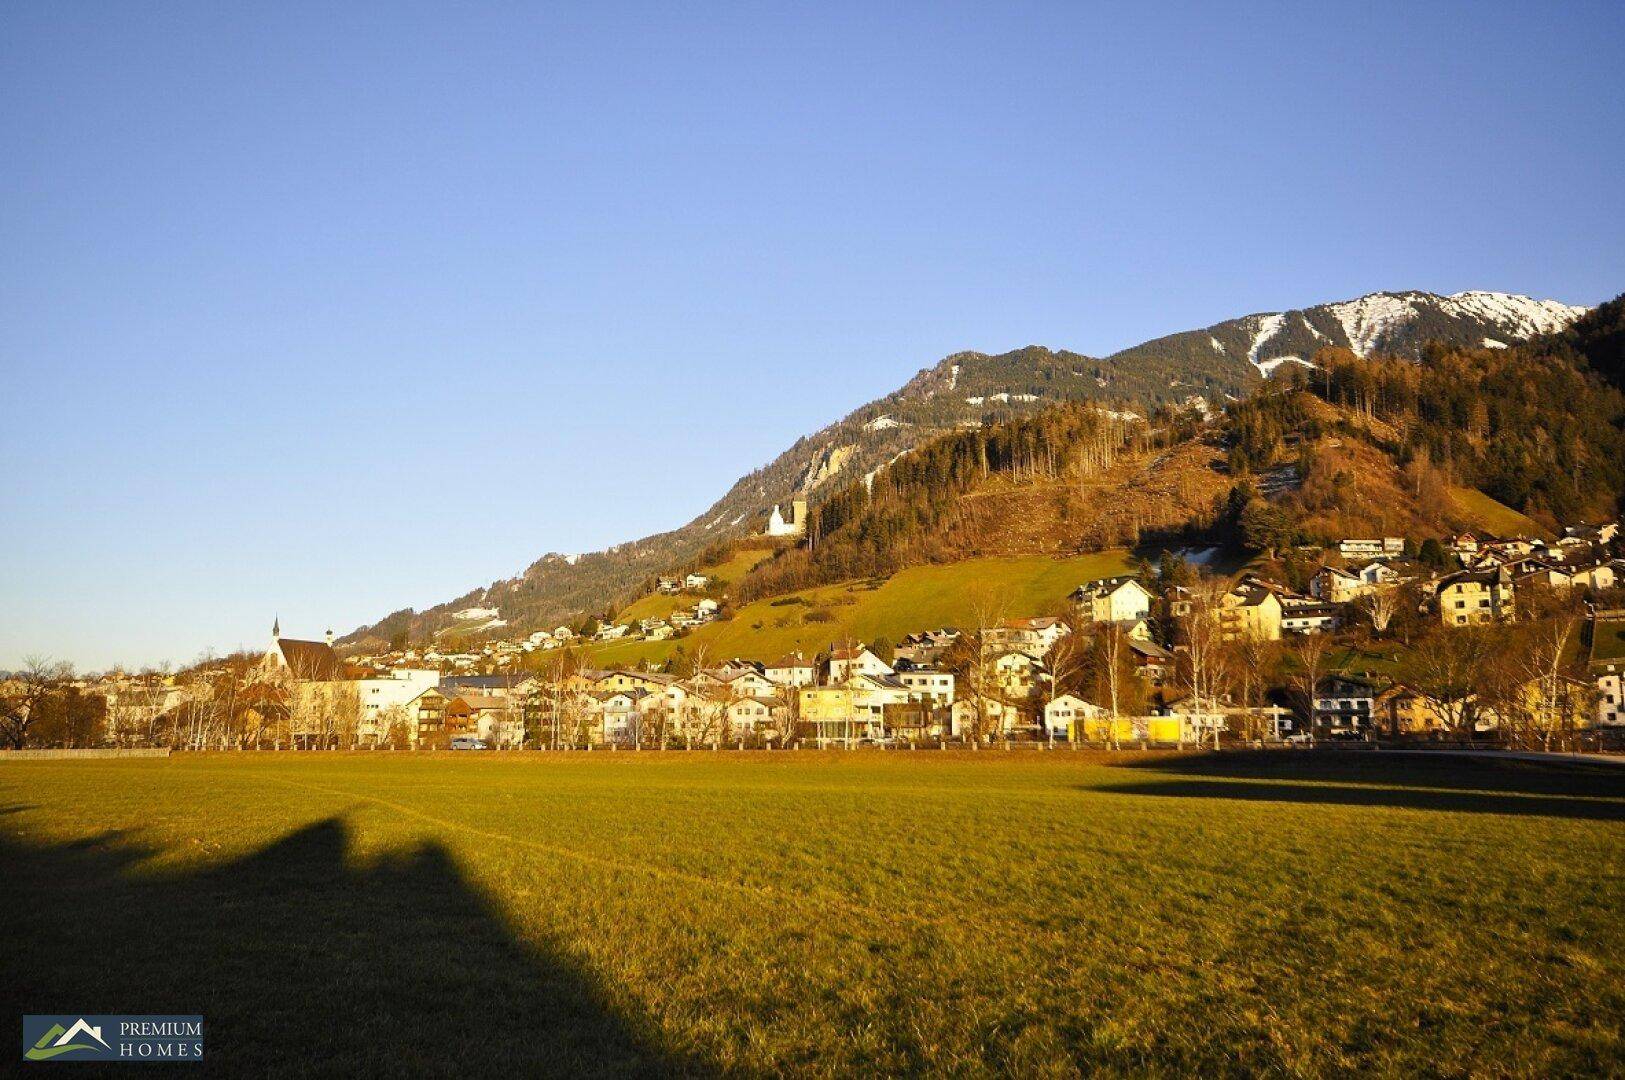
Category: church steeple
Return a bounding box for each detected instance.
[272,616,281,641]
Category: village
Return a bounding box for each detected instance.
[19,516,1624,755]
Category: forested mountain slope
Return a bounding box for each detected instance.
[343,290,1592,649]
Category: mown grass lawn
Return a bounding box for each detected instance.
[2,751,1620,1076]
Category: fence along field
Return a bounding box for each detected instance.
[2,751,1621,1075]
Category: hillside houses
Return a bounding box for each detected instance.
[1310,560,1406,604]
[827,645,894,683]
[895,629,960,665]
[1217,584,1282,642]
[1435,568,1516,627]
[1337,538,1405,559]
[985,617,1071,656]
[765,652,817,687]
[1072,576,1154,627]
[69,513,1618,755]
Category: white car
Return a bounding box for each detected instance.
[449,736,490,751]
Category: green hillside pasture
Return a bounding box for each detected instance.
[615,547,777,625]
[1450,485,1549,539]
[591,549,1134,666]
[2,752,1620,1074]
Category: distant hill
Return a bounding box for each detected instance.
[341,290,1589,649]
[571,394,1558,669]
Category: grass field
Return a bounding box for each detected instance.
[3,751,1621,1075]
[1448,485,1549,539]
[1592,620,1625,663]
[616,548,777,625]
[588,550,1135,667]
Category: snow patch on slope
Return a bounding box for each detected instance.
[1246,313,1286,374]
[1326,293,1424,356]
[1209,336,1225,353]
[1447,291,1588,338]
[1326,290,1587,358]
[1256,355,1315,377]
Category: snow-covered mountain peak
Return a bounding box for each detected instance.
[1441,291,1590,337]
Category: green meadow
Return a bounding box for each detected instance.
[593,550,1135,668]
[2,751,1621,1076]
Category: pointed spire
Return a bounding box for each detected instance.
[272,616,281,640]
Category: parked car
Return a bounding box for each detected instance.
[860,735,903,747]
[1282,731,1313,745]
[449,736,489,751]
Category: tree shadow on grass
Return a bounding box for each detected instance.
[1090,752,1625,821]
[0,817,702,1076]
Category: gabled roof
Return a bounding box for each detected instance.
[276,638,343,681]
[1435,568,1508,589]
[1072,575,1145,598]
[1316,674,1378,693]
[1226,584,1279,608]
[714,667,771,684]
[851,672,907,690]
[1003,616,1064,630]
[1358,558,1402,572]
[592,688,649,703]
[441,674,529,690]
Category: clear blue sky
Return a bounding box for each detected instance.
[3,2,1622,670]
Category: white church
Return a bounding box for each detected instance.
[764,499,808,538]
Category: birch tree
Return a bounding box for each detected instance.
[1362,585,1400,638]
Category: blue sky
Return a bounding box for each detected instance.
[3,2,1623,670]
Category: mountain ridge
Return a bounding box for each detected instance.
[341,288,1588,648]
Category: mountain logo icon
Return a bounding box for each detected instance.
[24,1018,110,1061]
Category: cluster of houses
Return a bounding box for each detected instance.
[56,520,1625,751]
[264,520,1625,748]
[263,620,1207,749]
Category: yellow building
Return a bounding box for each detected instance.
[1435,569,1515,626]
[1373,684,1455,734]
[1077,715,1137,742]
[1217,585,1283,642]
[1146,716,1185,742]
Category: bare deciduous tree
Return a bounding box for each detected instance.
[1092,622,1142,749]
[1362,585,1400,637]
[1408,625,1498,737]
[0,656,73,749]
[1289,633,1334,740]
[1178,578,1229,748]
